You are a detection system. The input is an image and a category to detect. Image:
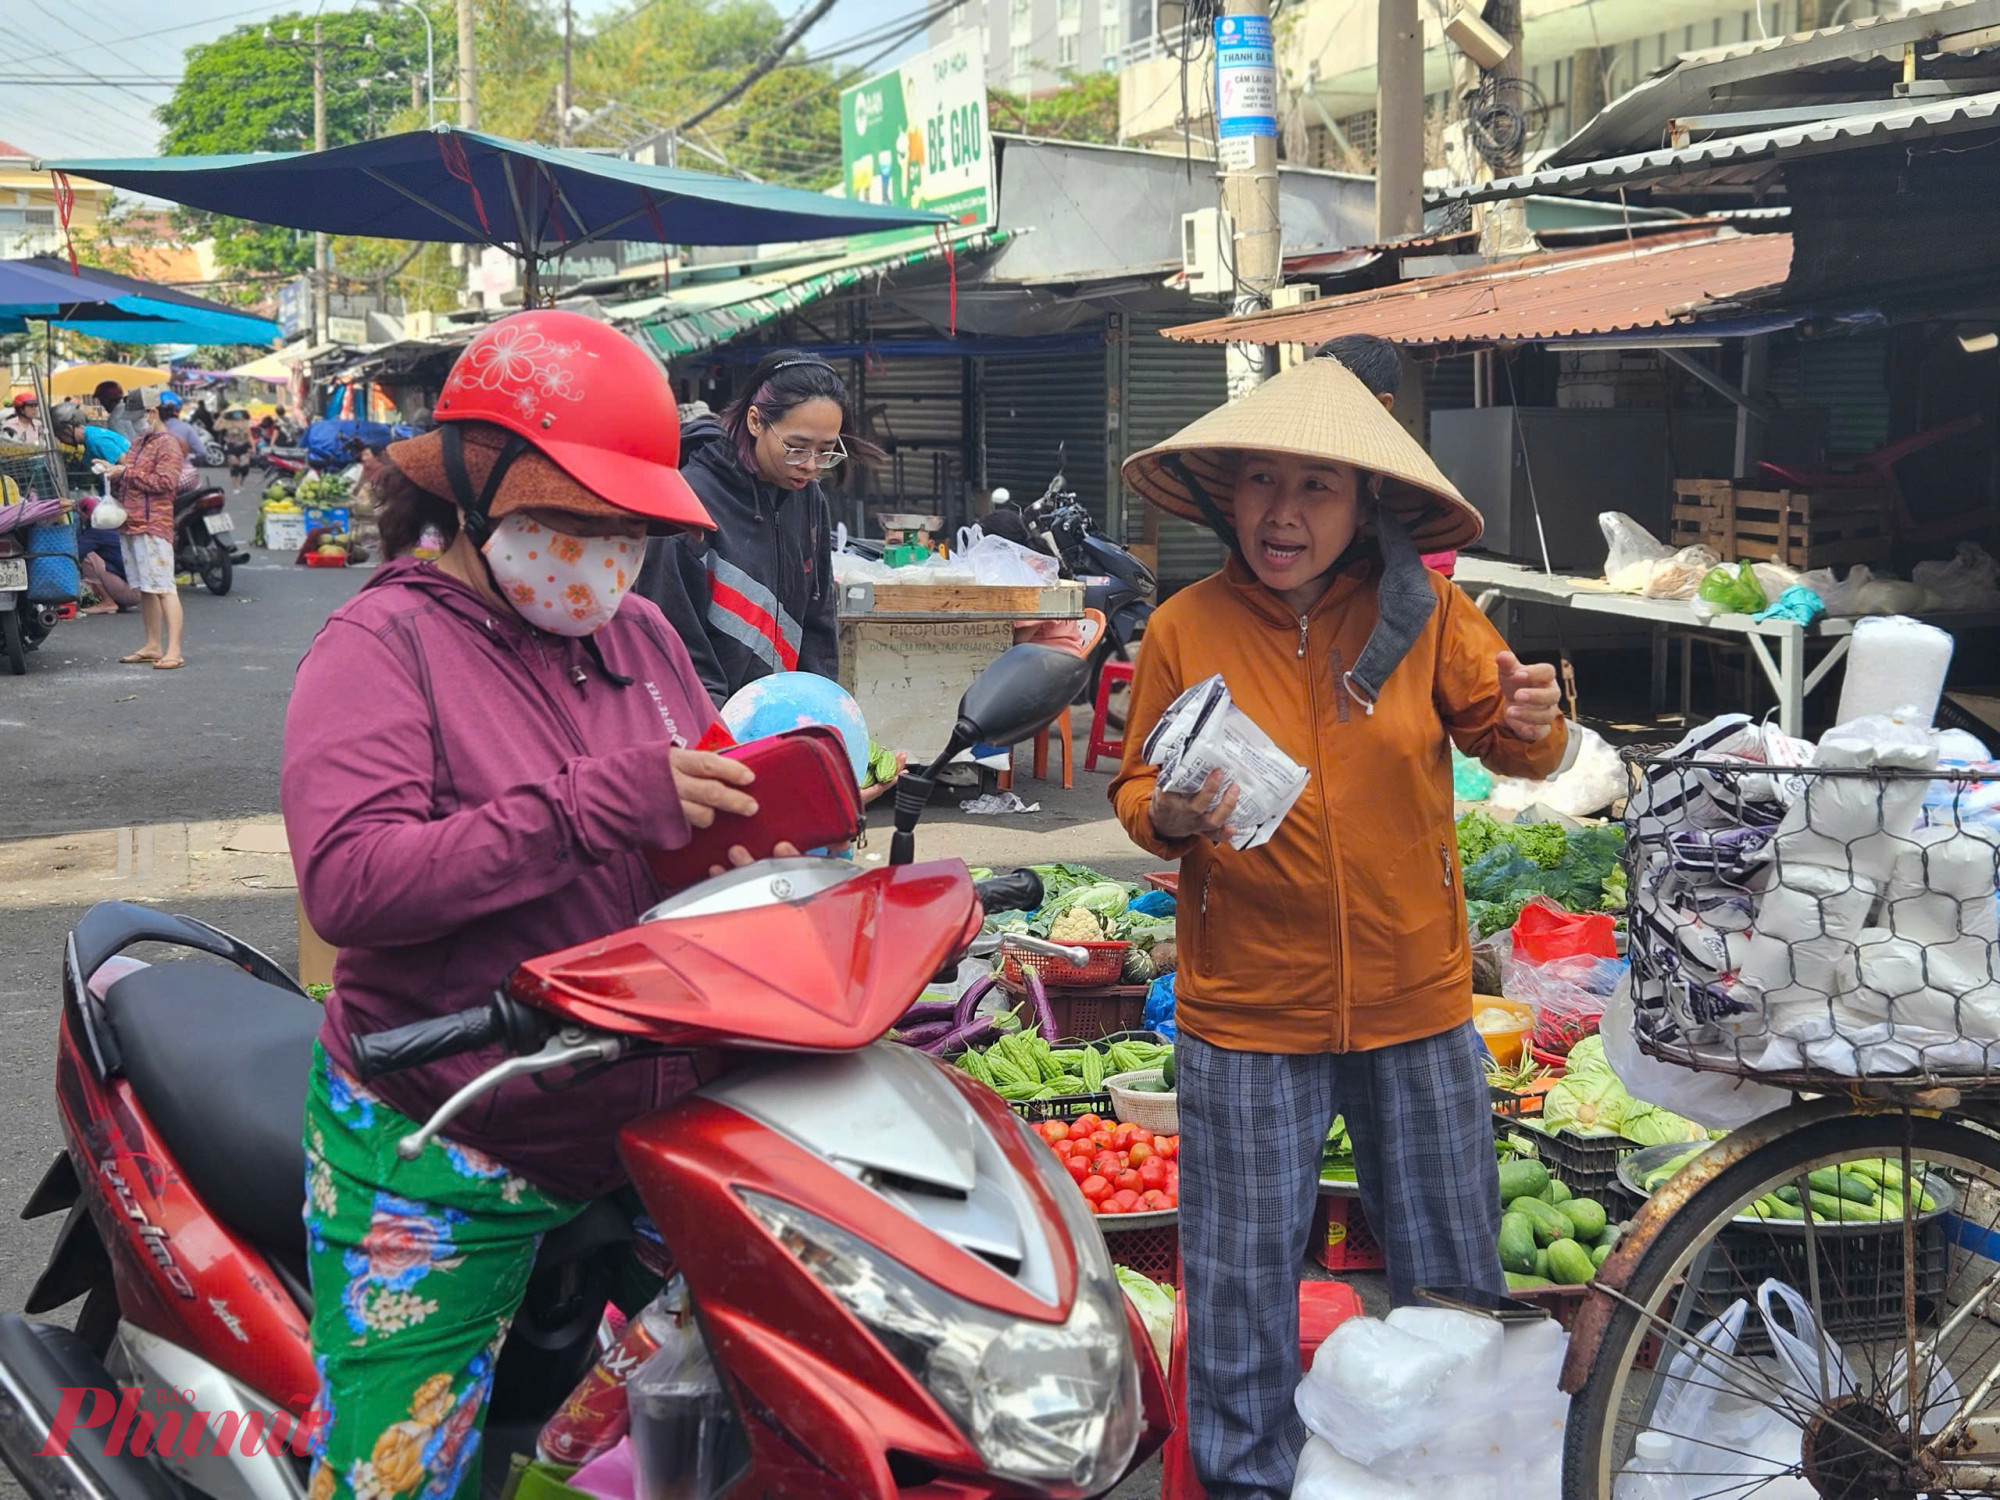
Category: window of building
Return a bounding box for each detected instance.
[1011,0,1032,32]
[1010,40,1031,78]
[1056,30,1078,65]
[1058,0,1080,21]
[1101,14,1120,61]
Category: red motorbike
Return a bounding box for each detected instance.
[0,644,1170,1500]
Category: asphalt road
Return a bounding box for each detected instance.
[6,537,368,837]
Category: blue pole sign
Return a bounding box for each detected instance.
[1214,14,1277,140]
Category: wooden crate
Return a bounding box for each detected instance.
[864,580,1083,615]
[1670,480,1894,570]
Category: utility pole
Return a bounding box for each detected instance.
[313,19,330,348]
[1478,0,1536,255]
[1375,0,1425,241]
[457,0,478,128]
[557,0,573,146]
[1214,0,1282,400]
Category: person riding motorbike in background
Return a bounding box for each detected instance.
[635,349,878,707]
[281,311,801,1500]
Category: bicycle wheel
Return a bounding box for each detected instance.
[1563,1100,2000,1499]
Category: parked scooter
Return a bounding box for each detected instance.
[172,483,246,596]
[0,645,1169,1500]
[0,495,63,676]
[990,455,1155,711]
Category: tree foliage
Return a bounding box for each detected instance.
[989,71,1121,146]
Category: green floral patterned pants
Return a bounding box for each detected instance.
[302,1044,584,1500]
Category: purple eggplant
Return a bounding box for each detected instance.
[896,1001,960,1027]
[954,975,996,1029]
[930,1015,1000,1055]
[895,1019,957,1046]
[1026,968,1059,1043]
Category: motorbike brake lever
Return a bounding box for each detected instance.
[396,1031,624,1160]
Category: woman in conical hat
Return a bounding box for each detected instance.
[1111,354,1571,1498]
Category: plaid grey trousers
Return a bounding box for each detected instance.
[1177,1023,1504,1500]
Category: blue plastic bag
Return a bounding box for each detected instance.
[1142,973,1177,1041]
[1130,888,1176,917]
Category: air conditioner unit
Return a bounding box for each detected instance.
[1181,207,1231,295]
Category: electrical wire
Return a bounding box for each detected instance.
[1466,73,1549,168]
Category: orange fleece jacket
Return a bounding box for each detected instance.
[1110,556,1568,1053]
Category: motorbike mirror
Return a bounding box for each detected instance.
[990,487,1010,505]
[951,644,1093,752]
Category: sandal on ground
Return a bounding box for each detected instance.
[121,650,162,664]
[153,656,186,671]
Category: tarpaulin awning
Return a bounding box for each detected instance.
[47,363,171,397]
[0,258,280,345]
[619,226,1005,360]
[1161,228,1794,349]
[41,129,943,273]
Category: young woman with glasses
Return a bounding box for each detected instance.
[637,350,881,708]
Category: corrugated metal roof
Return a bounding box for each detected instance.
[1160,228,1792,348]
[1436,88,2000,204]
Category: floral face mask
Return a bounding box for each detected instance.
[481,512,638,636]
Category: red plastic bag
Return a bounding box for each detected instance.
[1511,899,1618,963]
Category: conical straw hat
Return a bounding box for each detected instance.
[1121,357,1484,552]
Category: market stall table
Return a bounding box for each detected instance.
[836,578,1083,758]
[1454,555,2000,737]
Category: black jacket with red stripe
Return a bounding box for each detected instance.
[636,416,838,708]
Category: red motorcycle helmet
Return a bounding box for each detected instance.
[427,309,713,535]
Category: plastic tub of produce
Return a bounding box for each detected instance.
[1473,995,1533,1067]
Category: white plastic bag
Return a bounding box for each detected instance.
[1601,511,1672,583]
[1600,976,1789,1129]
[1800,564,1938,617]
[960,533,1060,587]
[1143,674,1308,850]
[1485,724,1625,818]
[1293,1311,1566,1486]
[1912,542,2000,611]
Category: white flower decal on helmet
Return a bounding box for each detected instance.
[449,321,587,421]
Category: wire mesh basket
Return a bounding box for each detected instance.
[1622,731,2000,1091]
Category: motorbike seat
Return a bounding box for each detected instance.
[102,964,316,1278]
[100,964,626,1296]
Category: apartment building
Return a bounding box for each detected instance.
[0,140,111,259]
[931,0,1137,96]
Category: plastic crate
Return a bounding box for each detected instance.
[1102,1217,1180,1286]
[302,550,348,568]
[1040,987,1147,1040]
[1016,1091,1115,1125]
[1312,1193,1384,1271]
[999,941,1129,990]
[1509,1284,1663,1370]
[1698,1217,1951,1355]
[1500,1116,1639,1201]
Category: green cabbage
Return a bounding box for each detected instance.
[1116,1266,1175,1368]
[1622,1102,1709,1146]
[1539,1071,1629,1137]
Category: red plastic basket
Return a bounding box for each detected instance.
[999,941,1129,990]
[302,551,348,568]
[1042,987,1147,1041]
[1312,1193,1385,1271]
[1102,1216,1180,1286]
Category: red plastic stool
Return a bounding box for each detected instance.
[1159,1280,1363,1499]
[1084,658,1135,772]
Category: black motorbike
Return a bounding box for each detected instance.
[173,483,247,596]
[990,457,1155,715]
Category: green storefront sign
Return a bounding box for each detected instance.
[840,37,991,230]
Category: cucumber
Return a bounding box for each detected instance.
[1497,1213,1539,1276]
[1515,1196,1575,1248]
[1542,1178,1573,1205]
[1806,1189,1854,1221]
[1809,1168,1875,1206]
[1591,1243,1614,1268]
[1776,1186,1802,1207]
[1546,1238,1596,1286]
[1496,1160,1550,1204]
[1506,1272,1556,1291]
[1748,1196,1803,1221]
[1559,1197,1608,1242]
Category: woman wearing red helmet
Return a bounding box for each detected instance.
[281,312,794,1500]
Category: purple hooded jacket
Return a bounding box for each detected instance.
[282,558,720,1200]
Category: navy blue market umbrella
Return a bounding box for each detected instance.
[0,258,280,345]
[43,128,945,296]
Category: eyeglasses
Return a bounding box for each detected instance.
[778,438,847,471]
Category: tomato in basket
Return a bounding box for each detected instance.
[1032,1124,1180,1213]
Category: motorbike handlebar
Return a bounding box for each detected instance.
[349,993,550,1082]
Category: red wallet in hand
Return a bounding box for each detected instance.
[644,725,865,891]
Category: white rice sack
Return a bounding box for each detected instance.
[1765,717,1937,880]
[1756,861,1880,942]
[1884,824,2000,945]
[1735,932,1865,1042]
[1294,1310,1502,1465]
[1853,930,2000,1038]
